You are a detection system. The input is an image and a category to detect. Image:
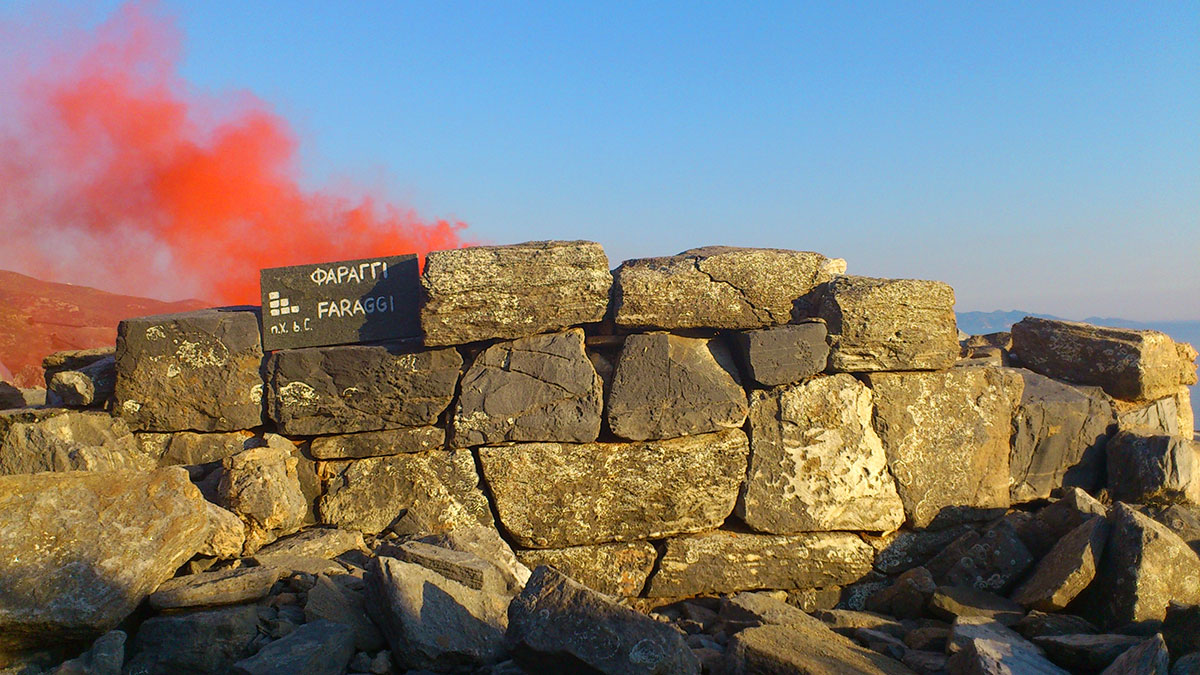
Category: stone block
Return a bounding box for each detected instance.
[924,520,1034,594]
[1115,386,1194,437]
[148,566,283,610]
[266,342,461,435]
[817,275,959,372]
[1012,516,1110,612]
[308,426,444,459]
[451,328,602,446]
[515,541,658,597]
[124,606,262,674]
[732,320,830,387]
[420,240,612,346]
[865,368,1023,528]
[739,374,904,533]
[304,574,385,652]
[230,619,355,675]
[647,530,874,597]
[46,354,115,408]
[1106,431,1200,505]
[478,429,748,548]
[115,309,264,432]
[0,408,152,476]
[1011,317,1197,402]
[216,443,307,554]
[724,622,912,675]
[607,332,747,441]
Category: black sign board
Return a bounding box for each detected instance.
[259,255,422,351]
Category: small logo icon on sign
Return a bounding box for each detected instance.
[267,291,300,317]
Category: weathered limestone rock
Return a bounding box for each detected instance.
[139,430,252,466]
[867,525,980,575]
[1013,516,1110,612]
[928,586,1024,626]
[732,321,830,387]
[253,527,365,561]
[1099,634,1170,674]
[612,246,843,330]
[725,622,913,675]
[817,275,959,372]
[421,241,612,345]
[46,354,115,408]
[865,368,1023,528]
[607,333,747,441]
[304,574,386,652]
[1106,431,1200,505]
[148,566,283,610]
[0,468,209,656]
[647,530,874,597]
[49,630,124,675]
[1151,504,1200,557]
[409,526,532,594]
[924,520,1034,594]
[389,541,508,595]
[478,429,748,548]
[217,443,308,553]
[1016,611,1099,640]
[266,342,461,435]
[1115,386,1194,437]
[508,565,700,674]
[308,426,444,459]
[319,449,494,535]
[1015,487,1109,559]
[115,309,264,432]
[1033,634,1144,672]
[1074,503,1200,628]
[0,408,152,476]
[1011,317,1198,402]
[739,374,904,533]
[42,347,112,385]
[198,501,247,559]
[515,541,658,597]
[452,329,602,446]
[231,620,355,675]
[123,605,262,674]
[1010,370,1113,501]
[366,555,509,671]
[946,616,1067,673]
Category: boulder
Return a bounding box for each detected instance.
[319,449,495,536]
[42,347,113,385]
[420,240,612,345]
[817,275,959,372]
[46,354,115,408]
[732,320,830,387]
[864,368,1023,528]
[49,630,124,675]
[198,501,247,559]
[946,616,1066,673]
[1016,611,1099,641]
[1012,516,1110,612]
[230,620,355,675]
[0,408,152,476]
[928,586,1024,626]
[123,605,263,674]
[1099,634,1170,674]
[606,333,747,441]
[1010,370,1113,502]
[114,309,264,432]
[739,374,904,533]
[266,342,462,435]
[865,567,936,620]
[1034,634,1145,671]
[1014,487,1109,559]
[1150,504,1200,557]
[1162,602,1200,662]
[388,541,508,595]
[216,443,308,553]
[139,430,253,466]
[508,565,700,674]
[252,527,365,562]
[148,566,283,610]
[478,429,748,548]
[647,530,874,597]
[308,426,444,459]
[304,573,385,652]
[1106,431,1200,505]
[366,555,509,671]
[409,525,532,594]
[612,246,843,330]
[867,524,980,575]
[924,520,1034,594]
[515,541,658,597]
[0,468,209,657]
[1115,386,1194,437]
[452,329,602,446]
[721,591,826,629]
[725,622,913,675]
[1011,317,1197,402]
[1073,503,1200,628]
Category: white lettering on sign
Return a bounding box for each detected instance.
[268,318,313,335]
[309,260,389,286]
[316,295,396,319]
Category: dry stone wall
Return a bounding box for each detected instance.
[2,239,1200,674]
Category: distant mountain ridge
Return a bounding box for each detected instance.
[956,310,1200,349]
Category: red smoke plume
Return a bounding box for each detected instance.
[0,2,465,305]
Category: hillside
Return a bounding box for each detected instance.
[0,270,208,388]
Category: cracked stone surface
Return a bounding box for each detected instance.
[515,541,658,597]
[606,332,748,441]
[738,374,905,534]
[478,429,749,548]
[420,240,612,346]
[266,342,461,435]
[817,275,959,372]
[114,309,264,432]
[1012,317,1198,402]
[612,246,845,330]
[865,368,1023,529]
[1114,386,1194,437]
[1105,430,1200,505]
[451,328,602,446]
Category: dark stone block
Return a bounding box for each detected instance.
[732,321,829,387]
[259,255,421,351]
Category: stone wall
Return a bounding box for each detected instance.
[3,240,1199,673]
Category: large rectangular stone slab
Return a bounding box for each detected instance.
[612,246,844,330]
[1011,317,1198,402]
[115,309,265,432]
[738,374,904,534]
[817,275,959,372]
[266,342,461,435]
[259,255,421,351]
[864,368,1023,529]
[419,241,612,346]
[477,429,749,548]
[514,541,658,597]
[646,530,874,597]
[732,320,830,387]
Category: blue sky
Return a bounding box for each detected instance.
[4,1,1198,320]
